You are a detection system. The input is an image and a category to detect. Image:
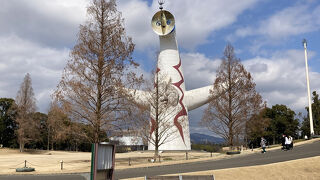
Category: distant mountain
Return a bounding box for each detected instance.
[190,133,225,144]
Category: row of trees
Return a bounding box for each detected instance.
[0,96,100,152]
[246,104,300,147]
[1,85,317,151]
[0,91,92,152]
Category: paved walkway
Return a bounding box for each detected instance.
[114,140,320,179]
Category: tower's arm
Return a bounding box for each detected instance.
[184,85,213,111]
[123,88,150,107]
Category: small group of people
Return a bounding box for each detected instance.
[260,134,294,153]
[281,134,293,151]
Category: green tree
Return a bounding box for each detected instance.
[265,104,299,144]
[0,98,18,147]
[245,106,271,147]
[301,91,320,136]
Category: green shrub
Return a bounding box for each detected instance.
[191,143,222,152]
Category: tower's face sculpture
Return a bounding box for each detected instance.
[151,10,175,36]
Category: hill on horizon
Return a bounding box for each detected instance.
[190,133,225,144]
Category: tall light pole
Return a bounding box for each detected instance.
[303,39,314,136]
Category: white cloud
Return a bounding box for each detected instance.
[0,0,88,48]
[118,0,157,51]
[119,0,259,50]
[231,2,320,44]
[0,35,69,112]
[181,53,220,90]
[258,4,320,39]
[243,50,320,111]
[3,0,260,52]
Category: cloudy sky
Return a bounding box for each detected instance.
[1,0,320,136]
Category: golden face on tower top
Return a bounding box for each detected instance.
[151,10,175,36]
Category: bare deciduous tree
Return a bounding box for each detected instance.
[201,44,263,148]
[47,100,70,150]
[55,0,141,143]
[15,73,37,152]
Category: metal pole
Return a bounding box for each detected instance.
[303,39,314,136]
[60,160,63,170]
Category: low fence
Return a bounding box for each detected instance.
[145,175,215,180]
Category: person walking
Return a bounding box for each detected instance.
[288,136,293,150]
[260,137,267,153]
[281,134,286,150]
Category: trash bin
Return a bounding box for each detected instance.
[91,142,116,180]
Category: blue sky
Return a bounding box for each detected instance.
[0,0,320,136]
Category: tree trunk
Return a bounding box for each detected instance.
[154,72,159,160]
[228,124,233,149]
[19,140,24,152]
[154,145,159,159]
[47,128,50,150]
[273,136,275,145]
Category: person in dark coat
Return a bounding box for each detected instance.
[281,134,286,150]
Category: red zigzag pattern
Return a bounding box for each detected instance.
[172,59,187,144]
[149,62,187,145]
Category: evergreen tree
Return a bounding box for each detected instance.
[0,98,18,147]
[265,104,299,144]
[301,91,320,136]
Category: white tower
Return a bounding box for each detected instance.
[146,2,213,150]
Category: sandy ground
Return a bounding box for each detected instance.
[0,138,319,175]
[0,149,91,174]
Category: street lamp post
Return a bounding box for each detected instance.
[303,39,314,136]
